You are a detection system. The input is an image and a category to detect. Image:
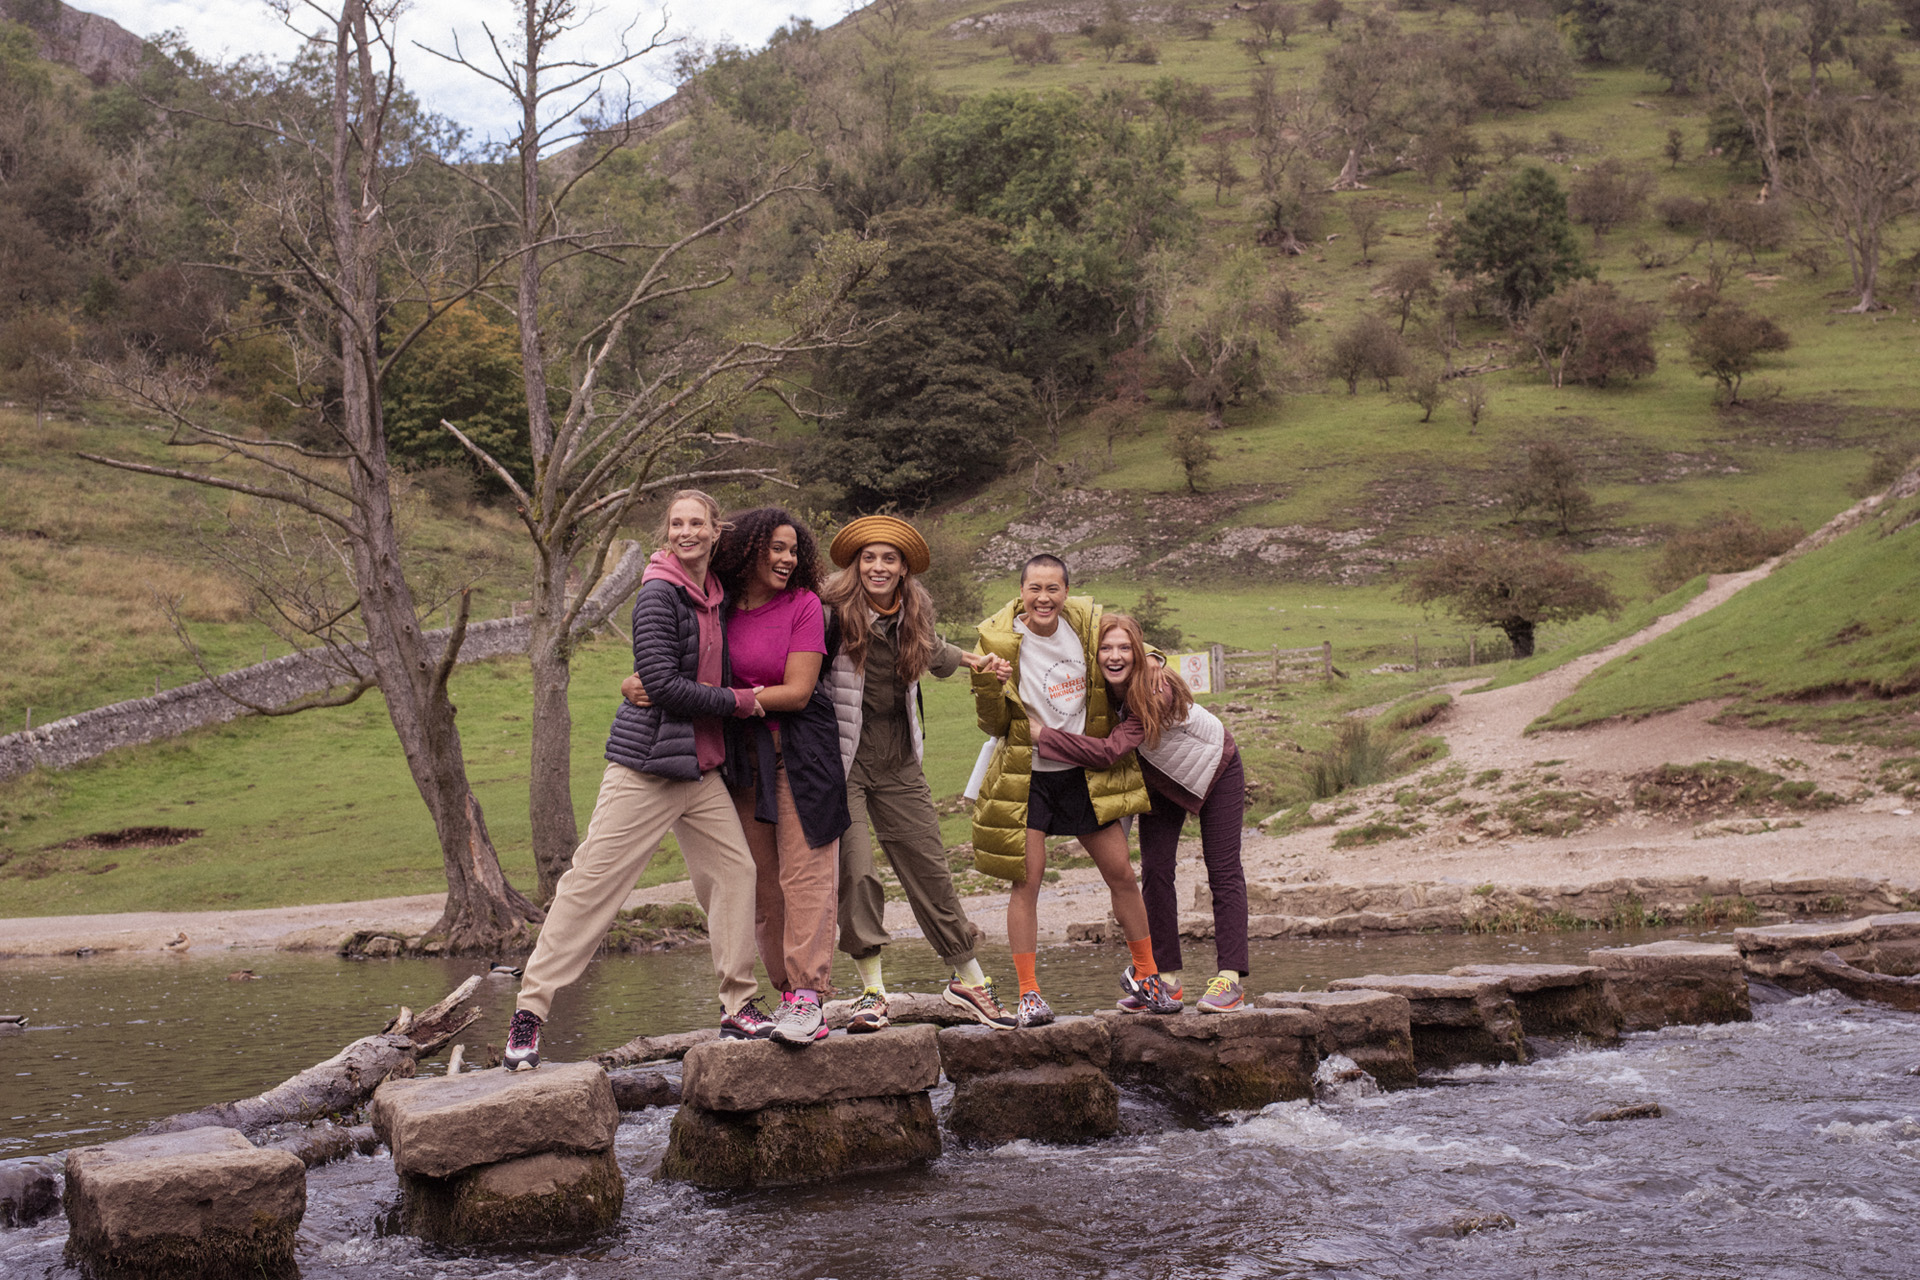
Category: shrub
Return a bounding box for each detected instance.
[1651,510,1805,589]
[1009,28,1060,64]
[1309,721,1397,798]
[1567,159,1654,242]
[1323,314,1409,393]
[1687,302,1790,404]
[1656,195,1710,230]
[1504,439,1593,535]
[1522,280,1658,388]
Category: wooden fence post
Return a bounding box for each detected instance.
[1412,636,1420,670]
[1210,643,1225,693]
[1468,635,1476,667]
[1321,640,1332,679]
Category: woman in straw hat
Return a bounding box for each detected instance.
[818,515,1018,1030]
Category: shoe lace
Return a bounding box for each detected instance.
[853,990,883,1011]
[507,1010,539,1047]
[1204,975,1236,999]
[736,999,769,1026]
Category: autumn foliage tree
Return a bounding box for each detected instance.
[1401,535,1619,658]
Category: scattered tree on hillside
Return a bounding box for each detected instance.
[1505,439,1594,535]
[1401,535,1619,658]
[1088,1,1132,61]
[1521,281,1659,389]
[1130,586,1184,649]
[1323,313,1408,393]
[1195,138,1245,204]
[381,301,528,487]
[1400,364,1445,423]
[1664,127,1685,168]
[1345,198,1385,264]
[1310,0,1345,32]
[0,309,71,427]
[1457,378,1490,430]
[1382,259,1437,333]
[1567,159,1653,243]
[919,518,984,637]
[1321,12,1406,189]
[1687,301,1791,403]
[1447,166,1592,318]
[1166,415,1218,493]
[1786,94,1920,313]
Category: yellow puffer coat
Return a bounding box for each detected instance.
[969,595,1149,881]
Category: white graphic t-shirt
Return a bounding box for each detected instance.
[1016,615,1088,772]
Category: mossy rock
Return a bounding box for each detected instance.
[65,1221,299,1280]
[398,1149,623,1246]
[945,1063,1119,1146]
[661,1093,940,1189]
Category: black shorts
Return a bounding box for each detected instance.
[1025,766,1111,839]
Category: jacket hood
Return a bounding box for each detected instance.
[643,548,724,612]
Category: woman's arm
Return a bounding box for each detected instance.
[972,651,1014,737]
[631,585,751,719]
[1033,715,1145,769]
[751,650,824,713]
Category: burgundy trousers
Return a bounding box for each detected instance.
[1138,750,1249,976]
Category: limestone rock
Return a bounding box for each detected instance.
[0,1156,60,1227]
[820,991,979,1030]
[63,1127,305,1280]
[681,1024,941,1112]
[937,1016,1108,1081]
[1588,940,1750,1030]
[1102,1008,1319,1112]
[1448,963,1620,1042]
[1254,989,1416,1089]
[606,1068,680,1111]
[662,1094,941,1188]
[946,1062,1120,1146]
[1327,973,1526,1071]
[398,1149,623,1246]
[371,1061,618,1179]
[1735,912,1920,987]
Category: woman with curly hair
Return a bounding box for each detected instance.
[819,516,1017,1031]
[645,506,850,1046]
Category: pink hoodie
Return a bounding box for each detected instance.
[641,548,756,771]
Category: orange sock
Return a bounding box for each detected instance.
[1126,937,1158,979]
[1013,952,1040,995]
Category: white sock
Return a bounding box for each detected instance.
[855,952,885,994]
[955,958,988,988]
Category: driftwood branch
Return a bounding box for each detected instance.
[594,1027,718,1068]
[1810,950,1920,1012]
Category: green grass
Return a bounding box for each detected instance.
[1536,494,1920,744]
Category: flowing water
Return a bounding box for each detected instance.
[3,933,1917,1278]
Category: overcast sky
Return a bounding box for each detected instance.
[79,0,851,139]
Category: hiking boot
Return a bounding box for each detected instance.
[944,977,1017,1029]
[847,990,890,1034]
[1117,967,1182,1013]
[1015,990,1054,1029]
[1120,965,1183,1016]
[503,1009,542,1071]
[771,993,826,1046]
[1197,975,1245,1014]
[720,997,775,1040]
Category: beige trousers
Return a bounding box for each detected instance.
[518,763,759,1020]
[736,761,840,994]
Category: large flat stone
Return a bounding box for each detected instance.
[371,1061,618,1179]
[1328,973,1527,1070]
[820,991,980,1029]
[63,1127,305,1280]
[1448,963,1620,1042]
[937,1016,1108,1081]
[946,1062,1119,1146]
[1589,941,1751,1030]
[0,1156,60,1227]
[662,1094,941,1188]
[681,1024,941,1112]
[1253,990,1417,1089]
[398,1149,623,1246]
[1101,1008,1319,1113]
[1736,913,1920,985]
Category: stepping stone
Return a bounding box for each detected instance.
[63,1127,305,1280]
[662,1026,944,1188]
[1254,989,1417,1089]
[1448,963,1621,1042]
[1101,1007,1320,1113]
[939,1017,1117,1145]
[370,1061,622,1246]
[1736,912,1920,987]
[1588,940,1750,1030]
[0,1156,60,1227]
[1326,973,1526,1071]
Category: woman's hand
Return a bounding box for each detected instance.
[621,673,652,707]
[750,686,767,717]
[964,652,1012,681]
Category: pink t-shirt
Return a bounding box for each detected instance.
[728,589,826,691]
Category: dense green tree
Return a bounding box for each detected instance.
[1447,166,1592,317]
[1402,535,1618,658]
[807,210,1033,508]
[383,302,531,489]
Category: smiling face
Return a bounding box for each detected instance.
[665,498,718,573]
[1096,627,1136,690]
[858,544,906,606]
[1019,562,1068,635]
[754,524,800,598]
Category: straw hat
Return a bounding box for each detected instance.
[829,515,931,574]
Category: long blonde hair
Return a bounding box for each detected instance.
[1099,613,1193,750]
[820,564,941,685]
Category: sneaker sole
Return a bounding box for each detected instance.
[1197,1001,1243,1014]
[505,1058,539,1071]
[770,1026,823,1046]
[847,1016,889,1034]
[943,987,1016,1029]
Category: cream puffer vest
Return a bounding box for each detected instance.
[1136,700,1229,800]
[823,650,928,775]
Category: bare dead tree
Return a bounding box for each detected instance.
[81,0,542,955]
[425,0,888,899]
[1787,94,1920,313]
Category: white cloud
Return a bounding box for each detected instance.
[80,0,852,139]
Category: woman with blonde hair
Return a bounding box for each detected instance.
[1032,611,1250,1013]
[819,515,1016,1031]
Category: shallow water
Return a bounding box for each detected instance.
[5,936,1917,1278]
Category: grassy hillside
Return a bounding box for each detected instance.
[1535,490,1920,746]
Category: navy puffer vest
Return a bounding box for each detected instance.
[603,577,738,780]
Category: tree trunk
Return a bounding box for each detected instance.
[1501,618,1536,659]
[528,555,578,902]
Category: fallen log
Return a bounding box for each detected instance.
[594,1027,718,1068]
[143,975,485,1139]
[1809,950,1920,1012]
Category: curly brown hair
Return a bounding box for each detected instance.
[711,507,824,599]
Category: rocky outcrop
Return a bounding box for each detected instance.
[1448,963,1620,1042]
[1734,912,1920,988]
[0,1155,60,1227]
[1252,989,1417,1089]
[1102,1007,1320,1112]
[0,0,144,84]
[62,1127,306,1279]
[371,1062,623,1245]
[1588,940,1751,1031]
[662,1028,944,1188]
[1327,973,1528,1071]
[939,1019,1117,1145]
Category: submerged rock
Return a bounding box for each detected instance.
[0,1156,60,1227]
[1585,1102,1664,1122]
[63,1127,305,1280]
